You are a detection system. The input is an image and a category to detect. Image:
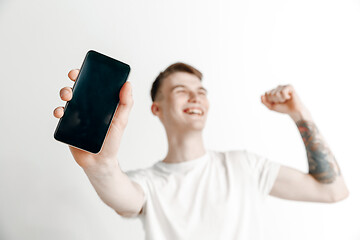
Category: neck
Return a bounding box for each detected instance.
[163,130,206,163]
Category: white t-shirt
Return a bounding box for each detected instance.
[125,149,281,240]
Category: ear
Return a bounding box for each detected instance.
[151,102,160,116]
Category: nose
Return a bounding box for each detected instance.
[188,91,201,103]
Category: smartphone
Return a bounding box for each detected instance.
[54,50,131,154]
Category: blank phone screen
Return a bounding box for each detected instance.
[54,50,130,154]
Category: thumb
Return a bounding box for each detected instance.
[111,81,134,129]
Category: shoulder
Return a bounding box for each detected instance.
[125,164,155,181]
[124,164,159,200]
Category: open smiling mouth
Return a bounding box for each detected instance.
[183,108,204,116]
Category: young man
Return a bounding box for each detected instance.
[53,62,349,239]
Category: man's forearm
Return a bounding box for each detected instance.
[261,85,348,201]
[290,110,341,184]
[83,160,144,215]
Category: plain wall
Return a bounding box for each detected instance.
[0,0,359,239]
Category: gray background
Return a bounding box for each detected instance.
[0,0,359,239]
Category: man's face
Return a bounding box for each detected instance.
[151,72,209,132]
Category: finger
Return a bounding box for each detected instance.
[269,89,277,96]
[68,69,80,82]
[282,85,293,99]
[268,85,287,103]
[59,87,73,101]
[271,85,292,103]
[111,82,134,128]
[261,95,274,110]
[119,81,133,105]
[265,89,277,103]
[53,106,64,118]
[274,88,287,103]
[264,91,272,103]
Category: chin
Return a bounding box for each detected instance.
[187,122,206,131]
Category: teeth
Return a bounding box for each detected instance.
[185,108,203,115]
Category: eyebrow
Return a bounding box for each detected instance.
[171,85,208,93]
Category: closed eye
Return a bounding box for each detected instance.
[175,87,187,93]
[176,89,187,93]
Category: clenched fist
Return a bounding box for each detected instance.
[261,84,310,119]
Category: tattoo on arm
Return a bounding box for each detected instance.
[296,120,341,184]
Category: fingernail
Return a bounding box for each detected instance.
[60,90,68,98]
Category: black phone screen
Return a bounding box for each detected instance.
[54,50,131,154]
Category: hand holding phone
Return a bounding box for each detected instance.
[53,51,133,169]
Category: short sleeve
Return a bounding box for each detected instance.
[125,169,149,216]
[243,150,281,197]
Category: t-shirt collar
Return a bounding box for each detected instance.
[155,151,210,173]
